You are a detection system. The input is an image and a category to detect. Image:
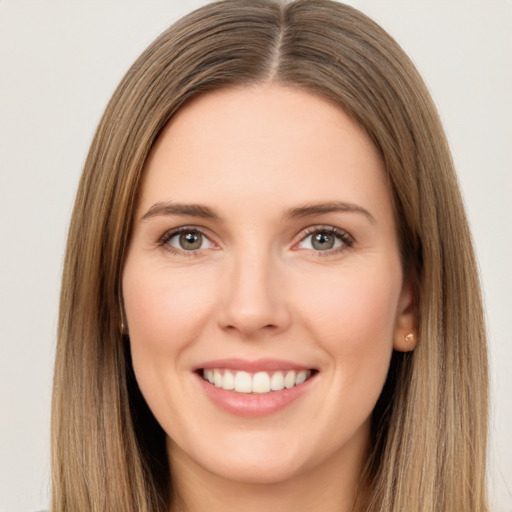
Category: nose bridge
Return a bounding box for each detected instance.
[217,243,289,337]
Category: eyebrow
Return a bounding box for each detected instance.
[283,201,376,224]
[140,200,375,224]
[140,201,220,221]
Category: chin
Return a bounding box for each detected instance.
[203,452,311,485]
[169,429,320,485]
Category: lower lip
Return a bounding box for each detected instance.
[195,372,316,417]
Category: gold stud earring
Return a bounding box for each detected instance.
[405,332,414,343]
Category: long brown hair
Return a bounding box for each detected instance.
[52,1,488,510]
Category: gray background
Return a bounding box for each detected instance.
[1,1,510,511]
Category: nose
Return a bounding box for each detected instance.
[216,250,291,338]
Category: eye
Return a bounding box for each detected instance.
[296,226,353,253]
[160,228,216,253]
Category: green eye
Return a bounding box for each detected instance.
[311,232,336,250]
[164,229,215,252]
[297,227,352,253]
[178,231,203,250]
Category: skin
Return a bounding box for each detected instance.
[122,84,416,512]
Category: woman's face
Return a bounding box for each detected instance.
[123,85,415,486]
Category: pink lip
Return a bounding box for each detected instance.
[194,358,313,372]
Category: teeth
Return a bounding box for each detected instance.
[222,370,235,390]
[252,372,271,393]
[270,371,285,391]
[234,371,252,393]
[296,370,308,385]
[202,369,312,394]
[284,370,296,389]
[213,369,223,387]
[205,369,214,384]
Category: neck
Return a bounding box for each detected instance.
[168,435,368,512]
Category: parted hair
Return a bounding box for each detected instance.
[52,1,488,511]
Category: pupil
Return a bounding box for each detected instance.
[180,231,202,250]
[312,232,334,250]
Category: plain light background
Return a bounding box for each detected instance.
[0,1,510,511]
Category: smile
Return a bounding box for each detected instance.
[202,369,313,394]
[195,359,319,416]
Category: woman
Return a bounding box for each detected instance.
[52,1,489,511]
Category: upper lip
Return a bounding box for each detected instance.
[194,358,315,373]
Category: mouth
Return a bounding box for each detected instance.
[199,368,316,394]
[194,359,319,416]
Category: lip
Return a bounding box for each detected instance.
[193,358,318,417]
[194,358,313,373]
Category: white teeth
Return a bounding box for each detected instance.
[270,371,285,391]
[205,369,214,384]
[202,369,312,394]
[296,370,308,385]
[222,370,235,390]
[234,371,252,393]
[213,369,223,387]
[252,372,271,393]
[284,370,296,389]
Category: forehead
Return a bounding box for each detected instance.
[136,84,391,222]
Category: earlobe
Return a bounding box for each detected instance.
[393,283,417,352]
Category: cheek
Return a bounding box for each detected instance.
[122,263,220,429]
[293,263,401,379]
[123,265,217,354]
[300,264,399,329]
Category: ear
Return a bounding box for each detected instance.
[393,282,417,352]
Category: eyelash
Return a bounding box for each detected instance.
[157,225,354,256]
